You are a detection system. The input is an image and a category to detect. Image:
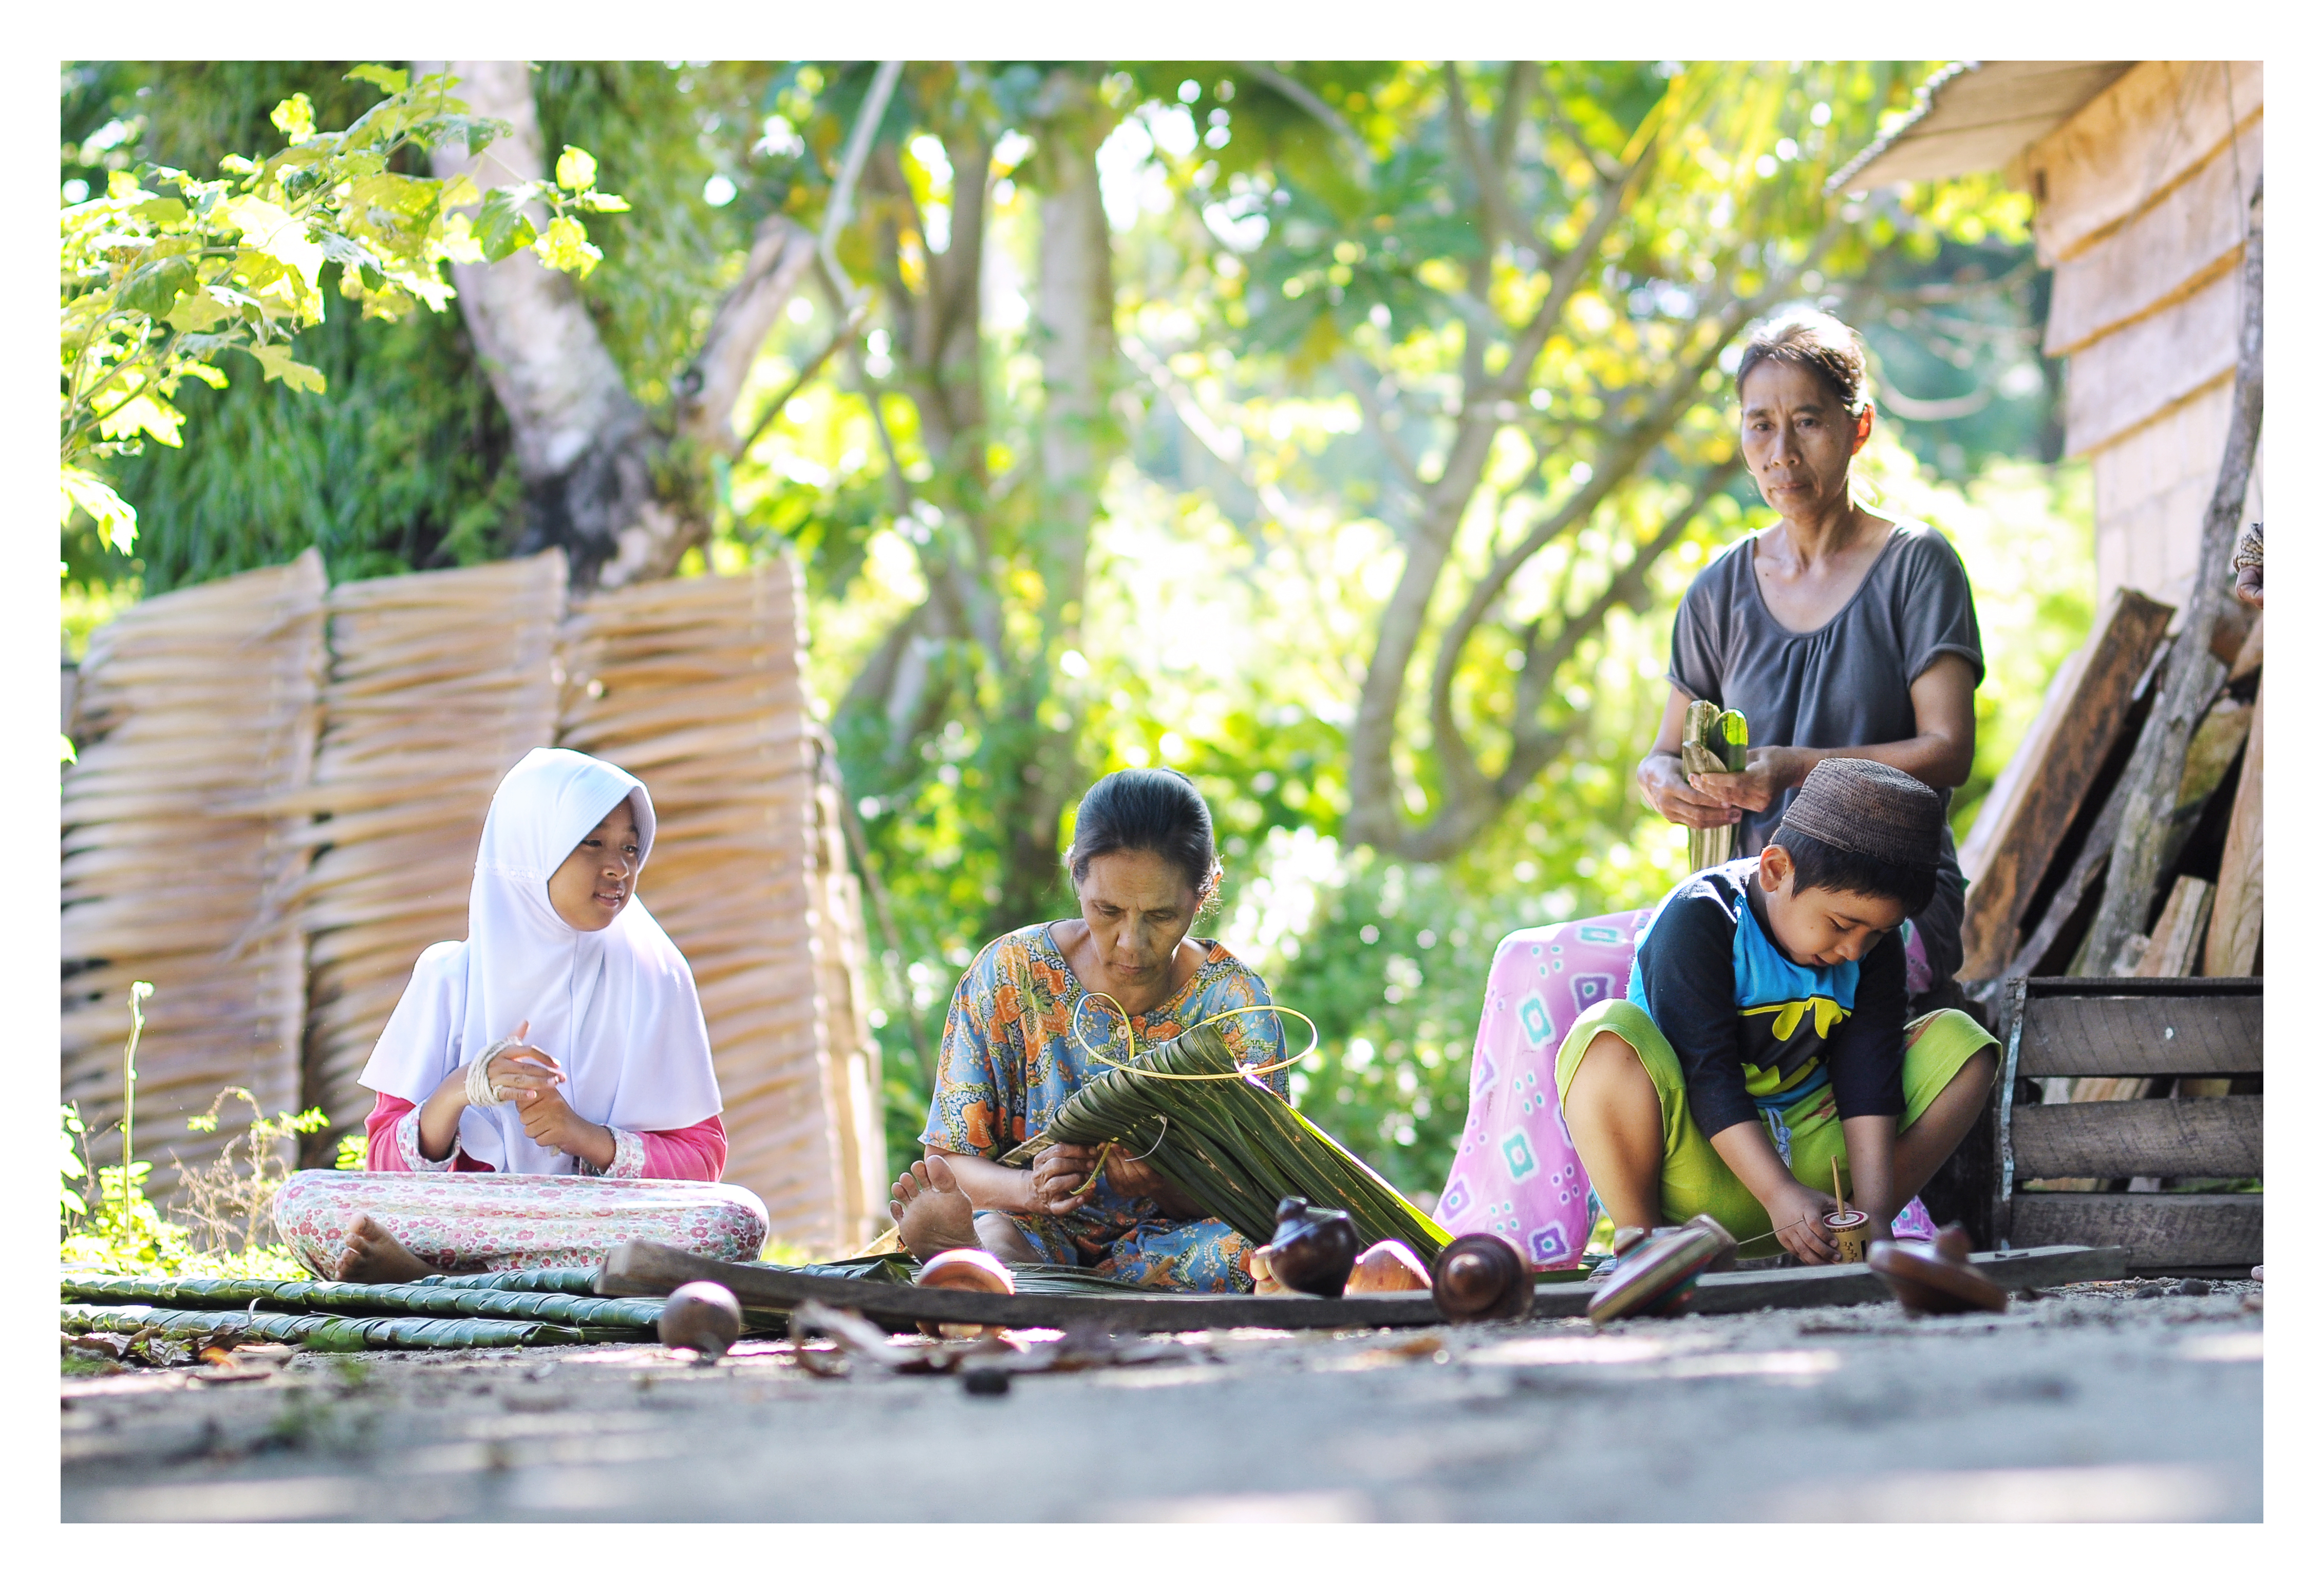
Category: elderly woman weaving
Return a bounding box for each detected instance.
[1636,309,1983,1003]
[888,768,1288,1292]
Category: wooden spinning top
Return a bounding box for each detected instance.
[658,1280,743,1361]
[1263,1197,1361,1297]
[1346,1239,1431,1294]
[1868,1224,2008,1316]
[1587,1217,1736,1328]
[1432,1233,1533,1322]
[917,1247,1016,1294]
[916,1247,1016,1338]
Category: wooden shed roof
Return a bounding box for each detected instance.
[1830,61,2135,192]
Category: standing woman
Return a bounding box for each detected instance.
[1637,310,1983,1000]
[888,768,1287,1292]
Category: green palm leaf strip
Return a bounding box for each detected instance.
[999,1019,1451,1265]
[63,1303,615,1350]
[61,1275,665,1330]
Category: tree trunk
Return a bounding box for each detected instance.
[983,70,1120,937]
[419,59,817,590]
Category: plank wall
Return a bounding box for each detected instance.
[2020,62,2263,609]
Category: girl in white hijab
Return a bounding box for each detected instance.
[273,748,767,1281]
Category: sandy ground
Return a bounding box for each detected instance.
[61,1276,2261,1522]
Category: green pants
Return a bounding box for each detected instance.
[1551,998,1996,1244]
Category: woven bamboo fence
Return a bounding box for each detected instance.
[558,563,885,1251]
[61,551,327,1197]
[61,550,880,1255]
[287,553,570,1142]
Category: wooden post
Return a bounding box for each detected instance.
[2080,189,2263,976]
[2205,672,2264,976]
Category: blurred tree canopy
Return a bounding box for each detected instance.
[60,60,2086,1191]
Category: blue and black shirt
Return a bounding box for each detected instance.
[1625,857,1908,1140]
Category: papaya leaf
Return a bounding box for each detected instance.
[245,343,326,394]
[345,63,409,96]
[553,144,597,192]
[473,186,538,261]
[531,214,601,278]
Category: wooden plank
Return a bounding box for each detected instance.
[2132,876,2214,979]
[2205,673,2263,975]
[2000,757,2132,984]
[1959,589,2175,978]
[2013,1096,2260,1178]
[2017,992,2262,1078]
[1689,1245,2126,1314]
[2228,614,2262,684]
[596,1240,2126,1331]
[2008,1193,2260,1269]
[2044,117,2264,356]
[2062,266,2240,458]
[2027,62,2263,266]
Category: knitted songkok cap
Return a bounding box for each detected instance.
[1779,758,1943,870]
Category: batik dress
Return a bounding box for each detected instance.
[920,923,1288,1292]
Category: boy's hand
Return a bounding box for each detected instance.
[1765,1181,1840,1264]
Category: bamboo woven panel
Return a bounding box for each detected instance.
[61,550,327,1201]
[291,552,568,1140]
[559,562,880,1253]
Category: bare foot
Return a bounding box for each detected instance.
[889,1156,981,1261]
[334,1215,437,1285]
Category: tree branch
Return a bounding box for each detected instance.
[676,213,821,453]
[1242,63,1370,176]
[1441,64,1525,257]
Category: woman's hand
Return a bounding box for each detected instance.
[1764,1181,1840,1265]
[1639,752,1744,830]
[514,1083,616,1170]
[1687,746,1804,815]
[1099,1151,1204,1219]
[1025,1143,1103,1216]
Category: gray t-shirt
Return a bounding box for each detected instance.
[1665,520,1983,982]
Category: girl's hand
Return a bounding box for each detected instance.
[1688,746,1802,815]
[1025,1143,1102,1216]
[514,1083,614,1167]
[485,1046,561,1103]
[1640,753,1744,829]
[1765,1181,1840,1265]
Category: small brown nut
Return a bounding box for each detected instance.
[658,1280,742,1361]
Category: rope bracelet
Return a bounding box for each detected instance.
[463,1038,527,1109]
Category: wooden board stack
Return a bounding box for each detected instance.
[558,561,884,1254]
[1958,600,2261,999]
[1962,583,2262,1263]
[289,553,568,1145]
[61,551,327,1198]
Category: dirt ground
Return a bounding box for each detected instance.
[61,1276,2262,1522]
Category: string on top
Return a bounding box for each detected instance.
[1067,992,1318,1083]
[1055,994,1318,1200]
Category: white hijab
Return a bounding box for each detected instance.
[360,747,723,1174]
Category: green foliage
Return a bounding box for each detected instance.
[59,1000,320,1284]
[63,62,2091,1208]
[58,63,621,568]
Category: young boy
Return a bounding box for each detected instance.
[1557,758,1998,1263]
